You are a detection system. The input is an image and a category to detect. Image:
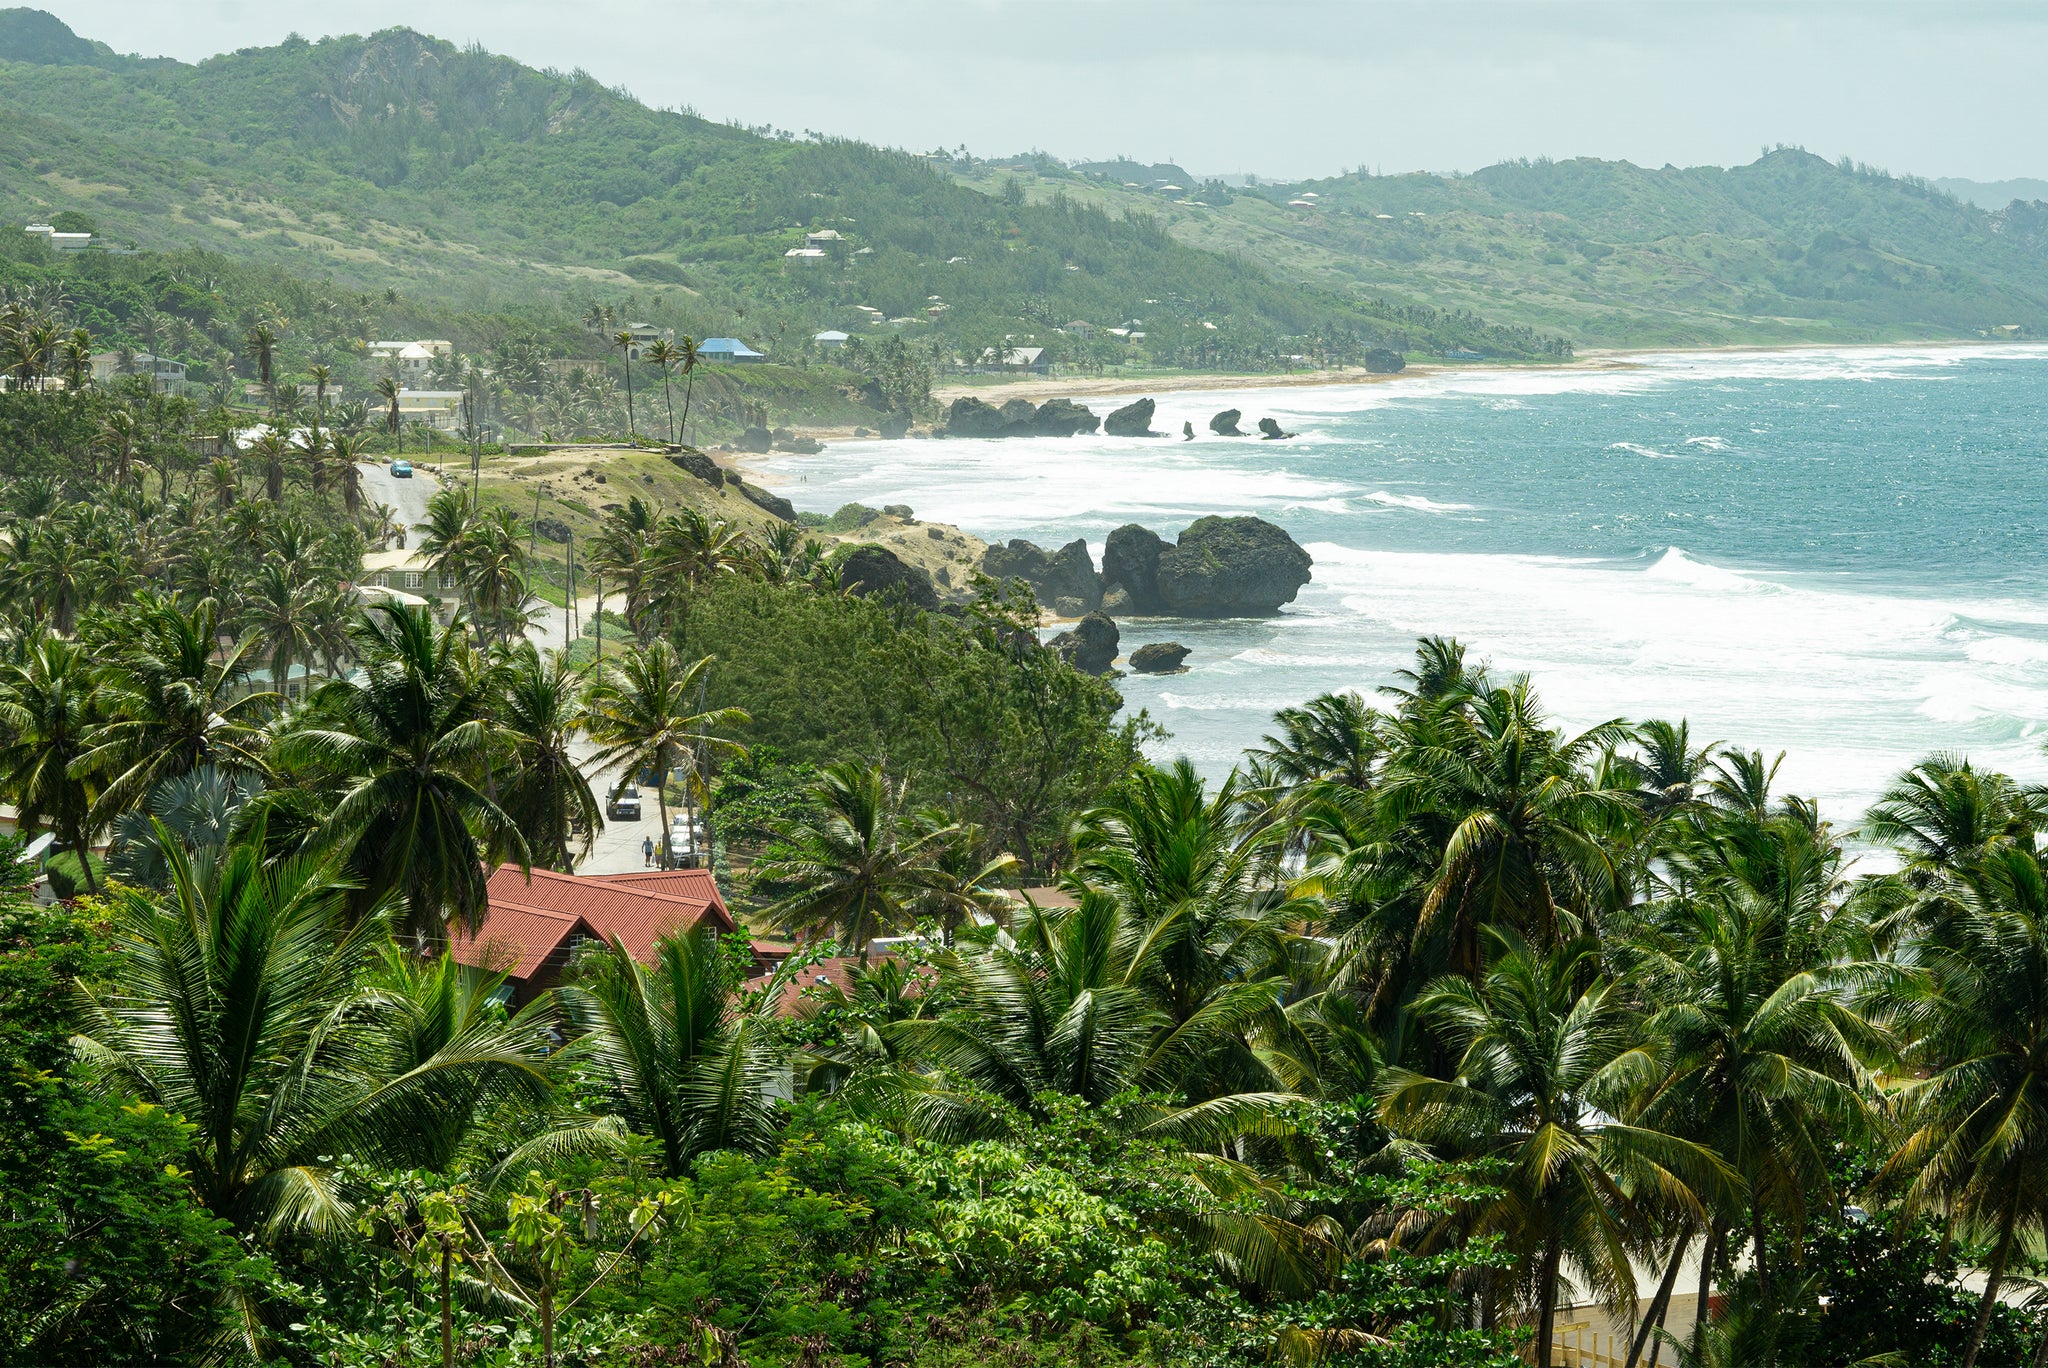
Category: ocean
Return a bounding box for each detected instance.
[766,344,2048,831]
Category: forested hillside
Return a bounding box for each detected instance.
[963,150,2048,347]
[0,12,1557,367]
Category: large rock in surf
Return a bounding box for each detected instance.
[1129,642,1191,674]
[1033,397,1100,436]
[1103,397,1158,437]
[1156,515,1312,616]
[1049,611,1120,675]
[1363,347,1407,374]
[981,537,1102,612]
[1100,524,1167,614]
[837,545,938,610]
[1209,408,1244,436]
[1258,417,1294,440]
[944,396,1101,438]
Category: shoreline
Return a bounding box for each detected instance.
[732,335,2046,480]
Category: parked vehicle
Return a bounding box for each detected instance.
[391,460,413,478]
[666,813,708,867]
[606,784,642,820]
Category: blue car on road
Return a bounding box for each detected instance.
[391,460,413,478]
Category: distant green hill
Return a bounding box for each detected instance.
[963,152,2048,348]
[0,16,1555,366]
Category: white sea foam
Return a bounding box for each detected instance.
[1361,490,1477,514]
[1684,435,1730,451]
[1608,441,1682,460]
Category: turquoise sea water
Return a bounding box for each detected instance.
[768,344,2048,827]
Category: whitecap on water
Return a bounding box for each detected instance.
[1361,490,1477,514]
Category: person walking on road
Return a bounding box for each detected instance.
[642,835,655,867]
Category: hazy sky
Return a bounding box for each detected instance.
[33,0,2048,182]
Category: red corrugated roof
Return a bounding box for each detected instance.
[450,901,584,980]
[482,864,733,963]
[593,868,732,919]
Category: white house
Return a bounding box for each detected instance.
[358,549,458,622]
[90,350,189,394]
[367,340,452,385]
[813,330,850,348]
[804,228,845,248]
[396,390,464,430]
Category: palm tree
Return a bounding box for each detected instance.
[73,829,556,1238]
[275,602,530,939]
[244,322,277,396]
[1878,838,2048,1368]
[77,594,273,822]
[496,641,601,872]
[244,559,323,701]
[1252,690,1380,792]
[332,432,367,516]
[0,634,104,892]
[755,761,1012,952]
[587,496,657,641]
[250,430,288,502]
[582,641,747,871]
[415,486,480,617]
[107,765,263,887]
[563,923,788,1177]
[643,337,680,443]
[675,335,702,441]
[612,329,639,438]
[375,374,403,451]
[1380,930,1737,1366]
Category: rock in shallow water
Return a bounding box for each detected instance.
[1103,397,1159,437]
[1156,515,1312,616]
[1209,408,1244,436]
[1049,611,1120,675]
[1129,642,1191,674]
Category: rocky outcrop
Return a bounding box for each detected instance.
[838,545,938,610]
[1258,417,1294,440]
[1156,515,1312,616]
[878,413,912,439]
[1100,524,1167,614]
[1049,611,1119,675]
[981,537,1102,612]
[1209,408,1244,436]
[1129,642,1191,674]
[667,450,726,487]
[1363,347,1406,374]
[735,481,796,522]
[1103,397,1158,437]
[1034,398,1100,436]
[737,426,773,453]
[943,396,1101,438]
[534,516,571,544]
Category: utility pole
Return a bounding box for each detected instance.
[594,570,603,658]
[529,487,540,564]
[564,531,575,653]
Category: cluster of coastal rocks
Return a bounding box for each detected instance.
[942,396,1295,441]
[984,515,1313,619]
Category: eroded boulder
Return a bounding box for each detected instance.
[1100,524,1166,614]
[1032,398,1101,436]
[1157,515,1312,616]
[1258,417,1294,440]
[1049,611,1120,675]
[1103,397,1158,437]
[1209,408,1244,436]
[981,537,1102,612]
[1364,347,1406,375]
[838,545,938,610]
[1129,642,1191,674]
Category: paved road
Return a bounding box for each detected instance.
[356,459,437,536]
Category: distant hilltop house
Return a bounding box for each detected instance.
[24,223,91,252]
[581,319,674,360]
[1063,320,1095,336]
[977,345,1049,374]
[697,337,764,364]
[366,339,452,385]
[89,350,189,394]
[804,228,845,247]
[813,330,850,348]
[783,247,828,262]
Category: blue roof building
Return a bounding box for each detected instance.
[698,337,765,363]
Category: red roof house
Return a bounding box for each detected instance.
[451,864,737,1004]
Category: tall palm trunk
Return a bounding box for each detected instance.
[1963,1203,2021,1368]
[622,358,635,437]
[1691,1221,1724,1356]
[653,743,671,870]
[1626,1229,1691,1368]
[662,370,675,444]
[1534,1232,1564,1368]
[679,369,696,442]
